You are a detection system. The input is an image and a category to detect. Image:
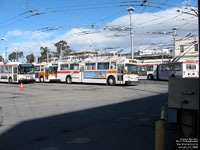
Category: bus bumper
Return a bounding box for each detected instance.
[125,81,138,86]
[18,79,35,83]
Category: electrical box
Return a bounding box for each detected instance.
[168,78,199,110]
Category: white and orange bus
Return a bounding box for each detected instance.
[34,63,59,82]
[57,57,138,85]
[0,62,35,83]
[158,62,199,80]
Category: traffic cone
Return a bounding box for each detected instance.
[20,82,24,91]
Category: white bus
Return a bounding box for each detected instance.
[158,62,199,80]
[0,62,35,83]
[34,63,59,82]
[57,57,138,85]
[138,64,158,80]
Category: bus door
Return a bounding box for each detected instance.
[80,65,84,83]
[45,67,49,80]
[117,64,124,84]
[13,66,18,82]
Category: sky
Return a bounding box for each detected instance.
[0,0,198,60]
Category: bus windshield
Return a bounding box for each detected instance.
[125,64,138,74]
[18,64,34,74]
[49,66,57,74]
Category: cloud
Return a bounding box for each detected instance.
[6,29,23,37]
[6,6,198,57]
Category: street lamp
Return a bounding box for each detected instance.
[1,38,5,60]
[172,27,177,60]
[127,7,134,59]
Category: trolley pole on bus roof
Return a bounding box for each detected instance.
[127,7,134,59]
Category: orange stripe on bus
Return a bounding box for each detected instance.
[107,70,117,74]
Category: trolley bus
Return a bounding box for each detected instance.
[57,57,138,85]
[158,62,199,80]
[0,62,35,83]
[34,63,59,82]
[137,64,158,80]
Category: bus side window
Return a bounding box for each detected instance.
[13,66,18,73]
[97,62,109,70]
[0,66,3,73]
[5,66,8,73]
[85,63,96,70]
[8,66,12,73]
[110,62,116,70]
[74,64,79,70]
[147,66,153,71]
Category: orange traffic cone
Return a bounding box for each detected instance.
[20,82,24,91]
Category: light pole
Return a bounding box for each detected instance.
[59,43,63,61]
[1,38,5,61]
[127,7,134,59]
[172,27,177,60]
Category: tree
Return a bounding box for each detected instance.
[53,40,72,57]
[38,47,51,63]
[0,56,3,62]
[8,51,23,62]
[26,53,35,63]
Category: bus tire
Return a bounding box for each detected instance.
[40,77,44,83]
[147,74,153,80]
[66,76,72,84]
[8,77,12,84]
[107,76,115,86]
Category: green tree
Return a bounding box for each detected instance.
[8,51,23,62]
[53,40,72,57]
[26,53,35,63]
[38,47,51,63]
[0,56,3,62]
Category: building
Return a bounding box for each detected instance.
[174,37,199,62]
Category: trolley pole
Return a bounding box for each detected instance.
[127,7,134,59]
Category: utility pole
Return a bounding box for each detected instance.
[172,27,177,60]
[47,48,49,63]
[59,43,63,61]
[15,50,18,62]
[1,38,5,61]
[127,7,134,59]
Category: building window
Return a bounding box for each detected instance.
[180,45,184,52]
[194,44,198,52]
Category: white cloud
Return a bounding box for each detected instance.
[6,6,198,57]
[6,29,23,37]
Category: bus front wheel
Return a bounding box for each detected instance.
[66,76,72,84]
[107,76,115,86]
[147,74,153,80]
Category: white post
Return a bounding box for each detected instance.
[1,38,5,61]
[127,7,134,59]
[172,27,177,60]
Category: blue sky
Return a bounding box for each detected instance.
[0,0,198,59]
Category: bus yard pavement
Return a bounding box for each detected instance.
[0,81,175,150]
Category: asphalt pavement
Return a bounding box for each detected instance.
[0,81,175,150]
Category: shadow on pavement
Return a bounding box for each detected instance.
[0,93,175,150]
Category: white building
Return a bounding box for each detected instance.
[174,37,199,62]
